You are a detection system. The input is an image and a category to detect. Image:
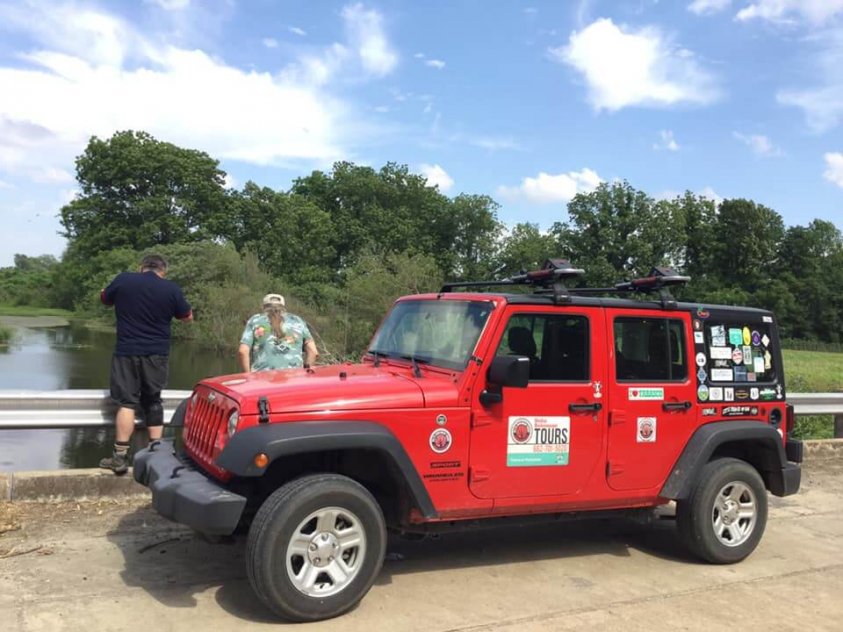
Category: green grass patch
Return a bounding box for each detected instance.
[0,325,12,345]
[791,415,834,440]
[0,304,75,318]
[782,349,843,393]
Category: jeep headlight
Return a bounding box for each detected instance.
[227,410,239,437]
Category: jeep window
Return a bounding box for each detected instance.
[704,322,776,383]
[614,318,687,382]
[495,313,589,381]
[368,300,492,371]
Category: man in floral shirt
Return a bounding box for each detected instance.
[238,293,318,372]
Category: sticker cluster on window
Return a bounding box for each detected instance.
[692,310,783,404]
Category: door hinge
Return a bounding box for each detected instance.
[469,467,490,483]
[607,461,625,477]
[471,414,492,428]
[609,410,626,426]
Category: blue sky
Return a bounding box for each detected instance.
[0,0,841,266]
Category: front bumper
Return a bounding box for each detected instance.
[133,440,247,536]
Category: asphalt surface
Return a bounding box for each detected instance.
[1,461,842,631]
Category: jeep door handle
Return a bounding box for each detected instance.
[662,401,692,412]
[569,402,602,413]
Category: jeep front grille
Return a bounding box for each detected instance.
[183,386,234,479]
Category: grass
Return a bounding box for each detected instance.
[0,304,75,318]
[0,325,11,345]
[781,350,842,440]
[782,349,843,393]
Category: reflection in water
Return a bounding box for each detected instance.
[0,321,237,471]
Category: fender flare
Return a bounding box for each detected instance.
[216,421,437,519]
[167,397,189,427]
[660,421,789,499]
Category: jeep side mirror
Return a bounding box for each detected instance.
[480,355,530,407]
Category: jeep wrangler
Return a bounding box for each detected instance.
[133,260,802,622]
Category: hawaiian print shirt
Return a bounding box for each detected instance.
[240,312,313,371]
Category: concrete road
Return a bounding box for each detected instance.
[1,461,842,632]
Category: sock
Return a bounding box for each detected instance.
[114,441,130,458]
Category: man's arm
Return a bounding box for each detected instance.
[303,338,319,368]
[173,286,193,322]
[238,343,251,373]
[101,274,121,307]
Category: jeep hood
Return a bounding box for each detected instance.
[200,363,458,415]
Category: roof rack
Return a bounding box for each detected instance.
[440,261,690,309]
[440,259,585,304]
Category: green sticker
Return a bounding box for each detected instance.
[728,328,743,346]
[629,387,664,401]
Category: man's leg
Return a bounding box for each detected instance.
[140,355,169,443]
[101,355,139,475]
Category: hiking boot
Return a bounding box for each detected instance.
[99,453,128,475]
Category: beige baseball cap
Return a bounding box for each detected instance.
[262,293,285,307]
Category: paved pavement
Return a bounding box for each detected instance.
[1,461,842,631]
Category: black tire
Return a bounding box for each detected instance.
[245,474,386,622]
[676,457,768,564]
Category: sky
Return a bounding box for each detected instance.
[0,0,842,266]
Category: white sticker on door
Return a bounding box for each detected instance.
[507,416,570,467]
[637,417,657,443]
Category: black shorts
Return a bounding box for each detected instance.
[110,354,169,426]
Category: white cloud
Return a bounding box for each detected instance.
[262,37,278,48]
[698,186,723,205]
[223,173,237,189]
[732,131,783,156]
[779,87,843,132]
[414,52,425,59]
[653,129,680,151]
[288,26,307,36]
[823,152,843,188]
[524,7,538,15]
[425,59,446,69]
[145,0,191,10]
[497,168,602,204]
[736,0,843,25]
[0,179,11,189]
[0,1,404,188]
[419,163,454,192]
[341,3,398,77]
[688,0,731,15]
[551,18,719,111]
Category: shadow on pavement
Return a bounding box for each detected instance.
[107,504,693,624]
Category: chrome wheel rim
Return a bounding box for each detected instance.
[711,481,757,547]
[285,506,367,597]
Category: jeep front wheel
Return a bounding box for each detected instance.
[246,474,386,621]
[676,457,768,564]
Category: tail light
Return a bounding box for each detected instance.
[785,404,795,434]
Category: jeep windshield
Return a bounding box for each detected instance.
[368,299,493,371]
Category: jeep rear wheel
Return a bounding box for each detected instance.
[246,474,386,622]
[676,457,768,564]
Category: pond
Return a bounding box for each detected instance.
[0,320,238,472]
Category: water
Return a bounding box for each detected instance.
[0,321,237,471]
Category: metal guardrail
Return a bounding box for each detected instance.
[0,390,840,430]
[0,390,192,429]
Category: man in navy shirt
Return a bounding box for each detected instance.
[99,254,193,474]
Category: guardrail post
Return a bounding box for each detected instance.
[835,414,843,439]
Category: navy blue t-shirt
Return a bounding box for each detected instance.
[102,271,192,356]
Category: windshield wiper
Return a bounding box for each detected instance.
[398,354,429,378]
[367,349,389,368]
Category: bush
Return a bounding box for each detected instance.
[0,325,12,345]
[792,415,834,440]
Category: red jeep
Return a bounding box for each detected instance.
[134,260,802,622]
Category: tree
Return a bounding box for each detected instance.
[223,182,337,288]
[495,223,556,276]
[552,181,686,286]
[60,131,230,259]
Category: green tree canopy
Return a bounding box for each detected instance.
[60,130,230,258]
